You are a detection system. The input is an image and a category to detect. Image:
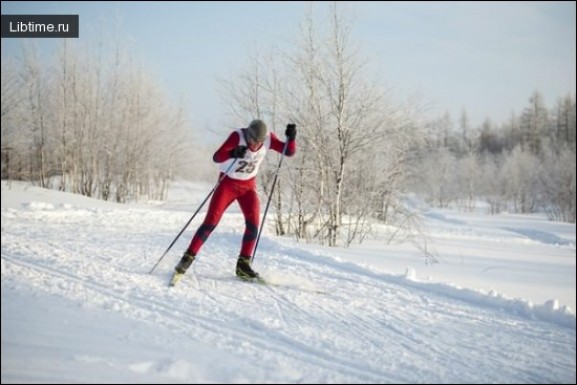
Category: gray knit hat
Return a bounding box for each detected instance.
[247,119,267,143]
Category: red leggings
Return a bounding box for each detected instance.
[187,177,260,257]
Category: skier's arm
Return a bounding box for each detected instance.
[269,131,296,156]
[213,132,241,163]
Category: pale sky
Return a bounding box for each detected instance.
[2,1,575,137]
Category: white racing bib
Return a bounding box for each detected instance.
[219,128,270,180]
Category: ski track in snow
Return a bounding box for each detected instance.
[1,192,576,383]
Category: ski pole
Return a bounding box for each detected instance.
[251,138,290,264]
[148,160,238,274]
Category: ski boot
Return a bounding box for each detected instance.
[235,255,262,282]
[169,251,196,286]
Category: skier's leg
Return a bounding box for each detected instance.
[187,179,237,255]
[237,188,260,257]
[235,188,261,279]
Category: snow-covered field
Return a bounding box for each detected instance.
[1,180,575,383]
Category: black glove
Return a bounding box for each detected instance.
[230,145,248,158]
[285,124,297,140]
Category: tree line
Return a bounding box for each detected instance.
[1,40,191,202]
[414,91,575,223]
[2,4,575,250]
[219,3,575,248]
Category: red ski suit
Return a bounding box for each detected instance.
[186,128,296,257]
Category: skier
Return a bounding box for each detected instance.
[173,119,297,281]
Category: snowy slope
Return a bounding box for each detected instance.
[1,181,575,383]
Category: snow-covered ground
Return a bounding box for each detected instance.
[1,180,575,383]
